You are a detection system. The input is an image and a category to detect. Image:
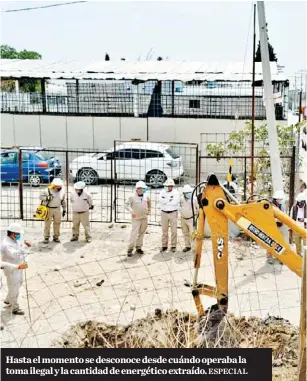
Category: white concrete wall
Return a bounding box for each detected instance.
[1,113,288,150]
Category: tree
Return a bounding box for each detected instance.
[0,45,42,92]
[206,120,305,197]
[105,53,110,61]
[0,44,42,59]
[157,56,163,61]
[255,40,277,62]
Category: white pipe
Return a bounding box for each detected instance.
[257,1,284,194]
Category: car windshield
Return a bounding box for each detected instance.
[34,153,47,161]
[165,147,180,159]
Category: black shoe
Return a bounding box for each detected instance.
[4,301,10,306]
[183,247,191,252]
[53,238,60,243]
[136,249,144,255]
[70,237,78,242]
[12,309,25,316]
[160,247,167,252]
[127,250,133,257]
[171,247,176,253]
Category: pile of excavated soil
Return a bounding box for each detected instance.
[55,309,299,380]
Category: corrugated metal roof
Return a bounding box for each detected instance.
[0,59,288,81]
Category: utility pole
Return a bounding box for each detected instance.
[251,3,256,195]
[257,1,283,194]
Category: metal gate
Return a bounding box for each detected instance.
[113,140,199,224]
[1,147,113,223]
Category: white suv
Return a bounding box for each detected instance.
[70,142,184,187]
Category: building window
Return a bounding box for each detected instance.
[189,99,200,109]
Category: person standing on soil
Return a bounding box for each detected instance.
[70,181,93,243]
[267,190,288,264]
[159,178,180,253]
[1,222,31,315]
[40,178,66,244]
[125,181,151,257]
[289,192,307,256]
[180,184,198,252]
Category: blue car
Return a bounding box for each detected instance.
[0,149,62,186]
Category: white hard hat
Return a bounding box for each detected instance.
[7,222,23,234]
[182,184,193,193]
[164,178,175,187]
[273,190,285,200]
[74,181,86,190]
[51,178,63,187]
[135,181,147,189]
[296,192,307,202]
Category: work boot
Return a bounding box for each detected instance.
[136,248,144,255]
[86,238,92,243]
[70,237,78,242]
[12,309,25,316]
[183,247,191,253]
[53,237,60,243]
[127,250,133,257]
[160,247,167,252]
[171,247,176,253]
[4,301,10,306]
[43,238,49,244]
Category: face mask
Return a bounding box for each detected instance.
[15,234,21,241]
[142,189,147,194]
[185,193,192,199]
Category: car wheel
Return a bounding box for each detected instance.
[77,168,98,185]
[145,170,167,188]
[29,173,42,187]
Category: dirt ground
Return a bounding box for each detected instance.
[0,219,301,352]
[55,310,299,380]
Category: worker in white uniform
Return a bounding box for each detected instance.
[40,178,66,243]
[289,192,307,256]
[125,181,151,257]
[159,178,180,253]
[1,222,31,315]
[180,184,199,252]
[70,181,93,243]
[267,190,288,264]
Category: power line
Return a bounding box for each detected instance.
[1,1,87,13]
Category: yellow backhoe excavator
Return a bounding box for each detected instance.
[186,173,306,318]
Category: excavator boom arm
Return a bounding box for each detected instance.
[190,174,305,317]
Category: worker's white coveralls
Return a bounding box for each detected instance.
[159,188,180,248]
[1,236,26,311]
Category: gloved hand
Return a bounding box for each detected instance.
[89,205,94,210]
[18,263,28,270]
[62,211,66,218]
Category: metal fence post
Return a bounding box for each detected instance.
[65,151,69,222]
[289,146,296,213]
[18,148,24,220]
